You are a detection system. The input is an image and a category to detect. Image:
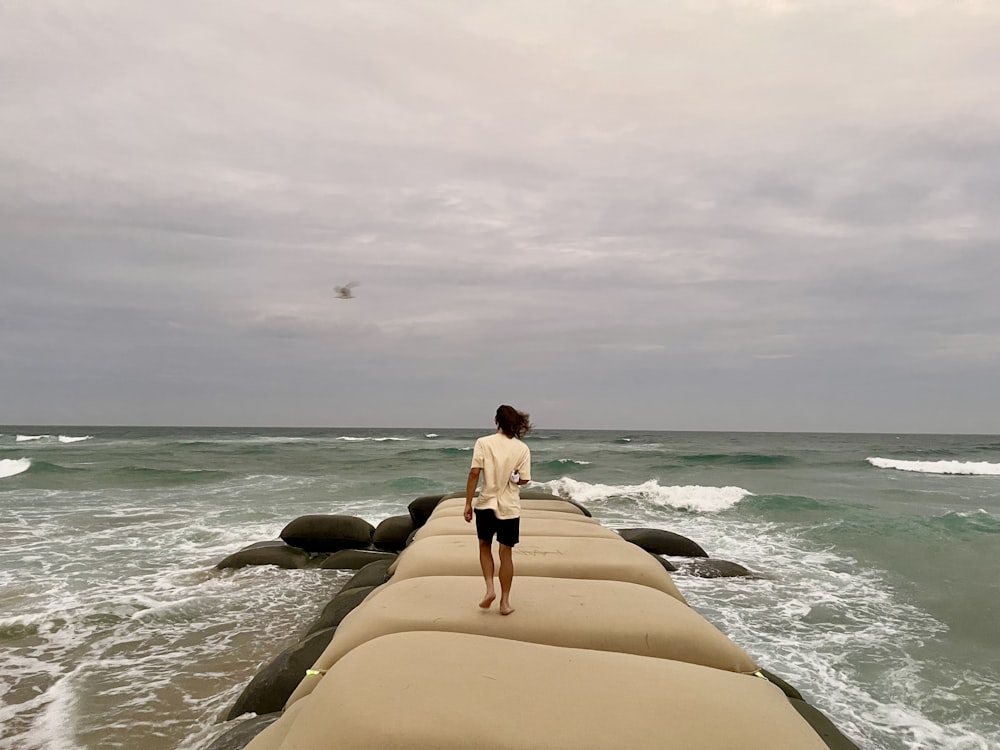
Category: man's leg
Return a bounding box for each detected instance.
[478,538,496,608]
[498,543,514,615]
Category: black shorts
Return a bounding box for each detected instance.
[474,509,520,547]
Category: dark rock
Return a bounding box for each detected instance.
[304,586,375,635]
[225,628,337,720]
[408,494,446,528]
[617,528,708,557]
[680,559,756,578]
[319,549,397,570]
[280,515,374,553]
[372,515,414,552]
[788,698,860,749]
[204,712,280,750]
[341,560,394,592]
[215,542,310,570]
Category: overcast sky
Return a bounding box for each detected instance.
[2,1,998,432]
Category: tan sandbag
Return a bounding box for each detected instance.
[275,631,828,750]
[441,490,572,503]
[285,575,757,708]
[430,506,599,524]
[243,695,308,750]
[412,515,619,542]
[434,495,585,515]
[387,535,686,602]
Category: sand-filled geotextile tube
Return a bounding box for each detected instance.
[435,494,588,515]
[284,575,758,708]
[412,514,621,541]
[387,534,687,601]
[428,505,602,524]
[250,632,829,750]
[220,493,857,750]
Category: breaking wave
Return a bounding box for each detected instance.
[541,477,752,512]
[58,435,92,443]
[867,457,1000,476]
[535,458,592,472]
[0,458,31,479]
[336,436,409,442]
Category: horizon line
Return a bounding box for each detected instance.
[1,424,997,437]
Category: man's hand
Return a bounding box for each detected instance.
[464,467,481,523]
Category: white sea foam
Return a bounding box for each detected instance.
[0,458,31,480]
[542,477,752,512]
[179,437,309,445]
[243,436,308,444]
[622,511,986,750]
[425,433,439,438]
[16,435,48,442]
[556,459,591,465]
[336,436,408,442]
[33,669,79,750]
[57,435,91,444]
[868,457,1000,476]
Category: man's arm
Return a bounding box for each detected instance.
[464,468,481,522]
[516,447,531,485]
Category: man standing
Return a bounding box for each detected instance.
[464,405,532,615]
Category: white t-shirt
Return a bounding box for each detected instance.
[470,431,531,519]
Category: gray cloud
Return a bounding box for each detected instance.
[2,1,999,431]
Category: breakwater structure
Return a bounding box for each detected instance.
[202,490,859,749]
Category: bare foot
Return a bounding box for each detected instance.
[479,592,496,609]
[499,602,515,616]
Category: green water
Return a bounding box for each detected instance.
[1,427,998,748]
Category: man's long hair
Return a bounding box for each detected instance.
[496,404,532,439]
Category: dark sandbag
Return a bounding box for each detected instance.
[789,698,861,749]
[240,540,286,550]
[342,560,393,592]
[519,490,593,517]
[372,515,414,552]
[215,541,310,570]
[304,585,375,636]
[407,494,446,528]
[618,528,708,557]
[204,712,280,750]
[680,559,756,578]
[757,668,803,700]
[225,628,337,720]
[651,554,678,572]
[319,549,397,570]
[280,515,374,553]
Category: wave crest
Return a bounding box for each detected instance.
[536,459,592,471]
[337,436,408,442]
[58,435,92,443]
[0,458,31,479]
[867,457,1000,476]
[541,477,752,512]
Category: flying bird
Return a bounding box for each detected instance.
[335,282,358,300]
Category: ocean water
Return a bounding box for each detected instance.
[1,427,998,750]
